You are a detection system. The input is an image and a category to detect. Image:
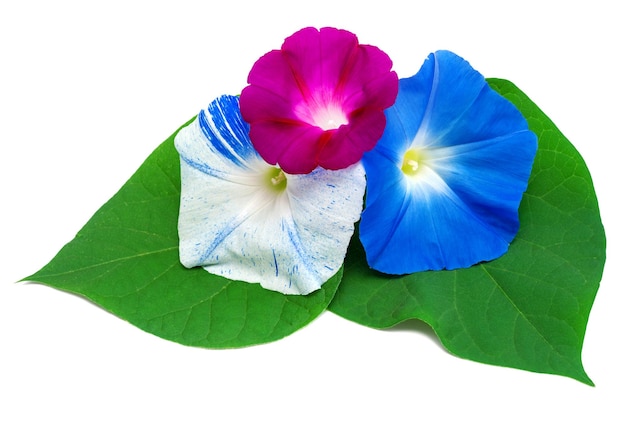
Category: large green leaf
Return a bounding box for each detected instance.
[328,79,605,385]
[22,117,341,348]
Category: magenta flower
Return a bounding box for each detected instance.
[239,27,399,174]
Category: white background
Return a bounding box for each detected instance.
[1,1,623,419]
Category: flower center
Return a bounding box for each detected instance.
[311,103,348,130]
[401,148,425,177]
[265,167,288,192]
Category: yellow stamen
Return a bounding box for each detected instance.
[401,148,425,177]
[265,167,287,191]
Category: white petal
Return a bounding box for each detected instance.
[175,96,365,295]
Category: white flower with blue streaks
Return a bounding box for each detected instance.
[175,95,366,295]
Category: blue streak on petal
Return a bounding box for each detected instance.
[196,192,275,263]
[179,154,227,179]
[285,219,318,277]
[196,218,238,263]
[177,95,270,184]
[272,249,279,277]
[199,95,257,167]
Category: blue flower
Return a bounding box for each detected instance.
[175,95,366,295]
[359,51,538,274]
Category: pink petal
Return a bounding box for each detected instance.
[245,50,302,104]
[338,45,396,106]
[343,63,399,111]
[249,121,322,174]
[282,28,359,97]
[240,27,398,173]
[317,109,387,169]
[239,85,300,124]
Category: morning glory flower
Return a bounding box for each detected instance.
[360,50,538,274]
[175,95,366,295]
[239,27,398,174]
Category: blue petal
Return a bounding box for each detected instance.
[360,51,538,274]
[360,168,512,273]
[428,131,538,240]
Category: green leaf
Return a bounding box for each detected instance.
[328,79,605,385]
[22,117,341,348]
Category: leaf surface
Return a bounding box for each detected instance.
[23,117,341,348]
[328,79,605,385]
